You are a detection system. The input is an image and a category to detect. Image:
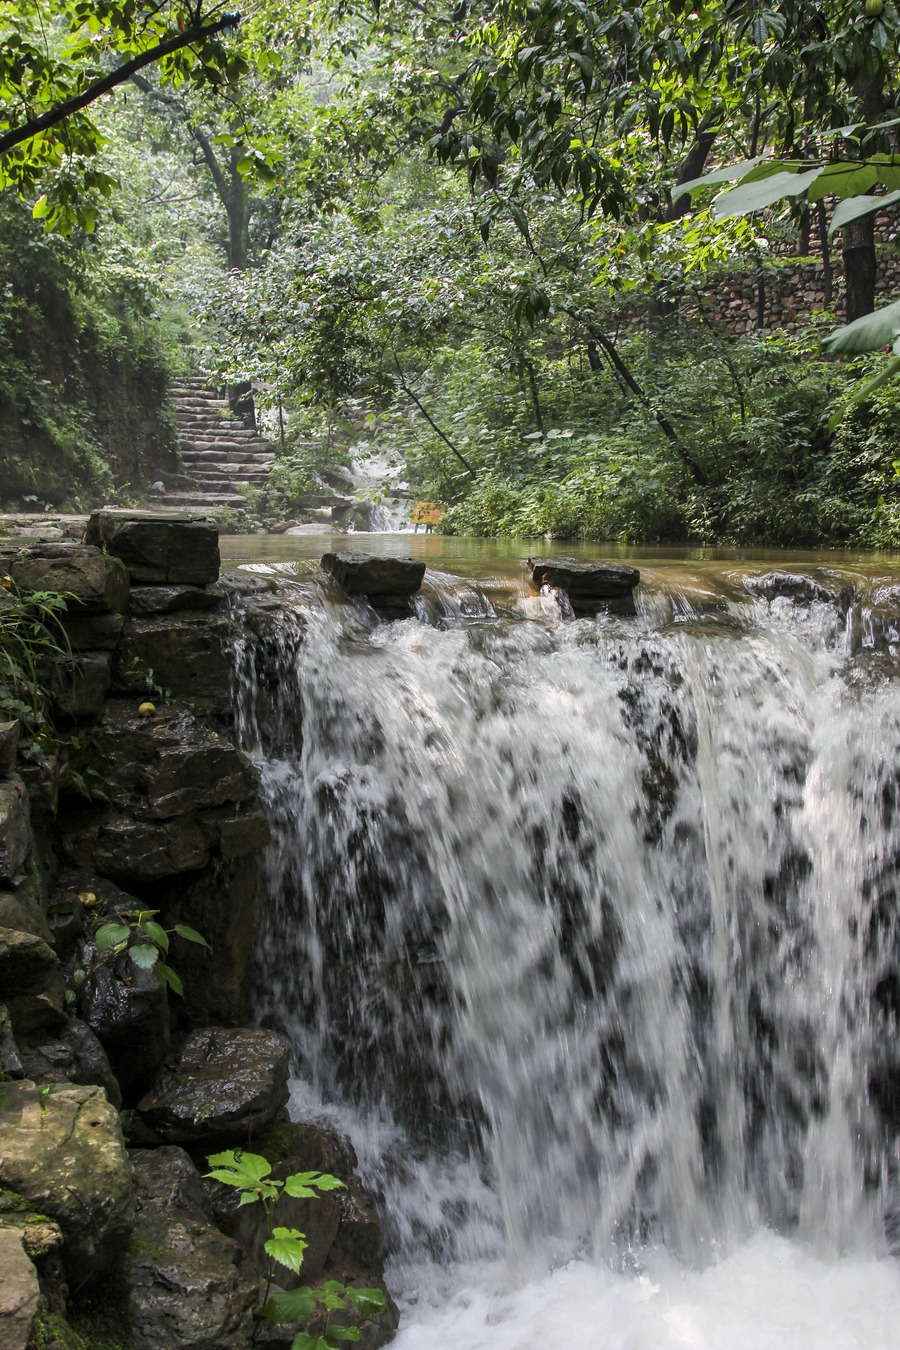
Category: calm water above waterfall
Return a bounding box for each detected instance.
[229,538,900,1347]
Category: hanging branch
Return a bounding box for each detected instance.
[0,12,240,157]
[392,353,477,478]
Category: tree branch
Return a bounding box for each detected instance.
[0,13,239,157]
[392,354,477,477]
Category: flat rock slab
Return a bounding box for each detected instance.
[0,1080,133,1287]
[321,551,426,600]
[129,585,222,616]
[85,511,220,586]
[527,558,640,615]
[137,1027,291,1143]
[742,571,850,607]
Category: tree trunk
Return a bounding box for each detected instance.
[816,200,834,308]
[843,213,877,323]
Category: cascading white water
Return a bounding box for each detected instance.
[231,570,900,1347]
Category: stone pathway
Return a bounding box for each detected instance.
[163,377,276,511]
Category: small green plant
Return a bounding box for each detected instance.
[0,578,73,737]
[92,909,209,996]
[205,1150,386,1349]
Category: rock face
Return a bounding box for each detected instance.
[0,1080,133,1287]
[321,551,426,617]
[0,1227,40,1350]
[129,1148,255,1350]
[527,557,640,615]
[0,777,30,882]
[3,543,129,614]
[137,1027,291,1143]
[84,510,220,586]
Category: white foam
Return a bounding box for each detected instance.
[391,1234,900,1350]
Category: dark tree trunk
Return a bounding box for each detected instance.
[843,213,877,323]
[816,201,834,308]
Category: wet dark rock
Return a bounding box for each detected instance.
[163,854,261,1026]
[111,612,232,709]
[137,1027,291,1144]
[0,924,59,997]
[60,610,125,652]
[527,557,640,615]
[6,544,129,614]
[129,1147,255,1350]
[321,551,425,617]
[63,810,211,883]
[0,776,30,881]
[85,510,220,586]
[128,584,222,616]
[0,1080,133,1288]
[48,650,113,720]
[19,1017,122,1109]
[75,939,170,1100]
[0,886,52,945]
[0,719,19,776]
[742,571,850,607]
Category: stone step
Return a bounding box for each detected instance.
[162,491,248,509]
[181,448,274,464]
[190,467,271,480]
[176,445,272,461]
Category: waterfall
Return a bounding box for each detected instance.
[231,569,900,1345]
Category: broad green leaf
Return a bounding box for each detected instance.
[284,1171,346,1198]
[671,156,765,202]
[713,168,823,219]
[129,944,159,971]
[205,1150,273,1188]
[322,1329,361,1343]
[95,922,131,952]
[291,1335,331,1350]
[807,162,879,202]
[264,1227,308,1274]
[261,1285,317,1323]
[32,195,51,219]
[345,1287,387,1315]
[142,920,169,953]
[868,155,900,191]
[822,298,900,354]
[155,962,184,997]
[828,191,900,237]
[173,923,210,948]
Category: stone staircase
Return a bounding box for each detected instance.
[162,377,276,511]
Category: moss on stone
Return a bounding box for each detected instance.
[26,1307,89,1350]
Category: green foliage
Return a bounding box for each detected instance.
[86,908,209,997]
[205,1149,385,1348]
[0,578,71,736]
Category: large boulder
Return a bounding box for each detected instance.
[527,557,640,615]
[0,1080,133,1287]
[137,1027,291,1144]
[129,1148,255,1350]
[84,511,220,587]
[321,551,425,618]
[128,585,222,616]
